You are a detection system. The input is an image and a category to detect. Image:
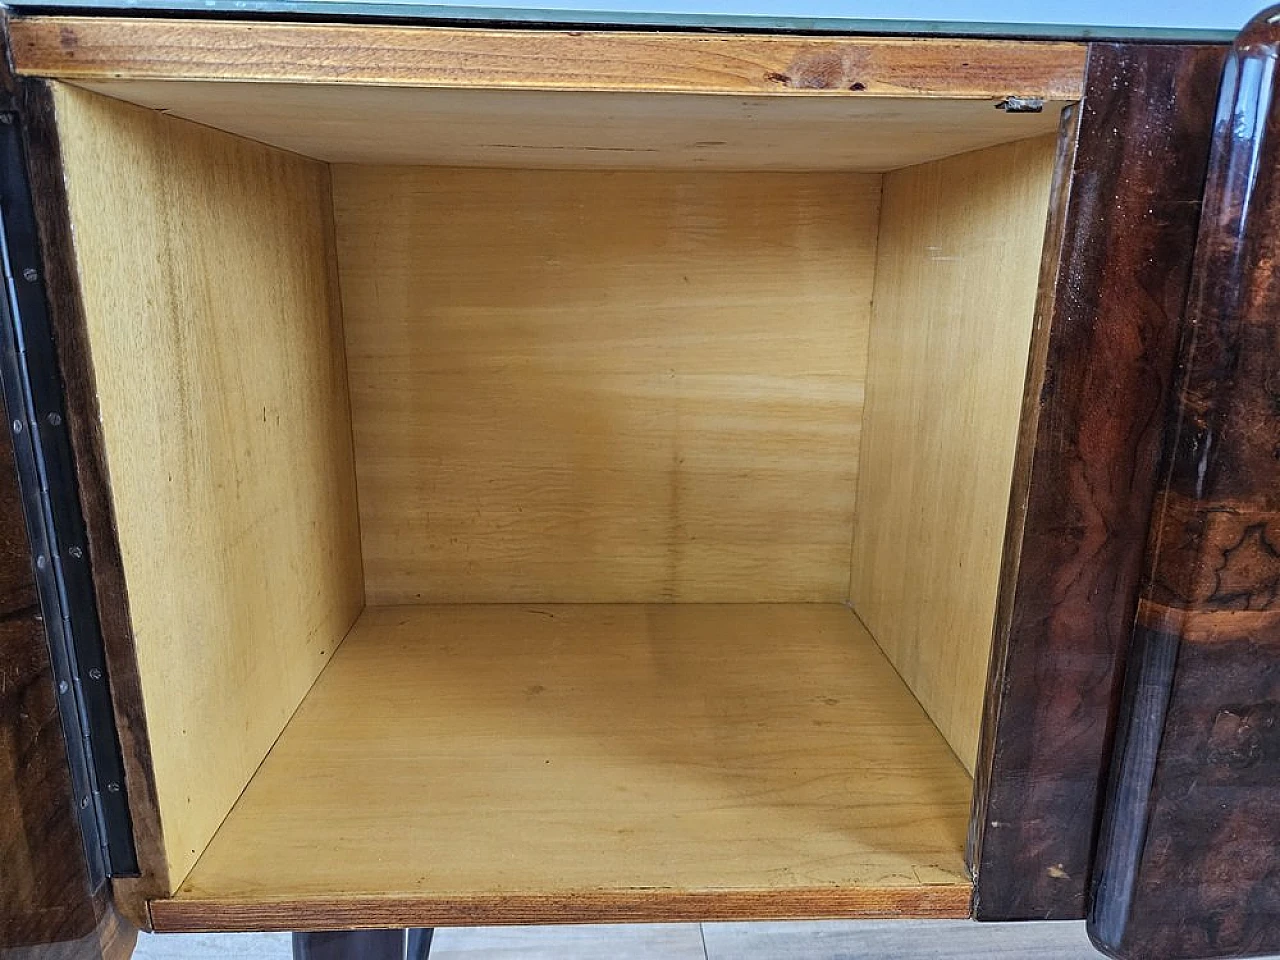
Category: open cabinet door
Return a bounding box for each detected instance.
[0,51,136,960]
[1090,7,1280,959]
[0,342,133,960]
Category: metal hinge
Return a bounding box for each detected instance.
[995,96,1047,113]
[0,110,138,880]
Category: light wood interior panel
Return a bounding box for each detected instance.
[333,167,879,603]
[52,84,365,890]
[65,81,1068,172]
[153,604,973,930]
[849,135,1058,772]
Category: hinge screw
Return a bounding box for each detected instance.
[47,412,61,426]
[0,115,13,126]
[21,268,37,282]
[69,545,83,559]
[35,554,46,570]
[80,796,90,809]
[106,781,121,793]
[58,680,69,694]
[88,667,102,681]
[11,420,20,433]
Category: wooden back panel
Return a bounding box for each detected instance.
[333,167,880,604]
[52,84,364,891]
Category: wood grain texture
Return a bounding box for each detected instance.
[1,74,139,957]
[19,76,165,926]
[1,907,137,960]
[62,81,1069,172]
[0,321,100,951]
[333,167,878,603]
[11,18,1085,101]
[153,604,973,931]
[51,84,364,892]
[151,886,972,933]
[969,42,1226,922]
[848,135,1058,772]
[1089,14,1280,958]
[1093,608,1280,960]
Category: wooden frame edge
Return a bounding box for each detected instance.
[969,41,1226,921]
[10,17,1086,100]
[149,884,975,933]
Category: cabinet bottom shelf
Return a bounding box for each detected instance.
[151,604,974,931]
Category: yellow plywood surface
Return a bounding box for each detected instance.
[52,84,364,890]
[155,604,973,930]
[64,82,1068,172]
[333,167,879,603]
[848,135,1058,772]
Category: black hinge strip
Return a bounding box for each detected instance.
[0,110,139,877]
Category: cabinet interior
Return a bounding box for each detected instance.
[48,78,1061,929]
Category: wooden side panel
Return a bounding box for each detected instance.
[971,43,1225,920]
[848,135,1057,773]
[0,80,137,957]
[11,18,1085,101]
[50,84,364,892]
[1090,15,1280,958]
[19,77,165,923]
[333,167,878,604]
[153,604,972,931]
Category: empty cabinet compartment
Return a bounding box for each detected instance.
[40,51,1073,930]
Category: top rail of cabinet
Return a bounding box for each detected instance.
[2,0,1241,42]
[9,15,1089,100]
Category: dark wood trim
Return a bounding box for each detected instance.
[1090,9,1280,957]
[17,77,169,922]
[970,40,1226,920]
[3,907,137,960]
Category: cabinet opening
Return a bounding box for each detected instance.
[47,77,1062,930]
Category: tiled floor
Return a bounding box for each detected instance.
[133,919,1110,958]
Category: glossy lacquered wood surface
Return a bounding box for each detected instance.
[970,42,1226,920]
[1090,9,1280,958]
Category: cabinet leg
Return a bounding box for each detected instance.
[292,928,431,959]
[407,928,435,959]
